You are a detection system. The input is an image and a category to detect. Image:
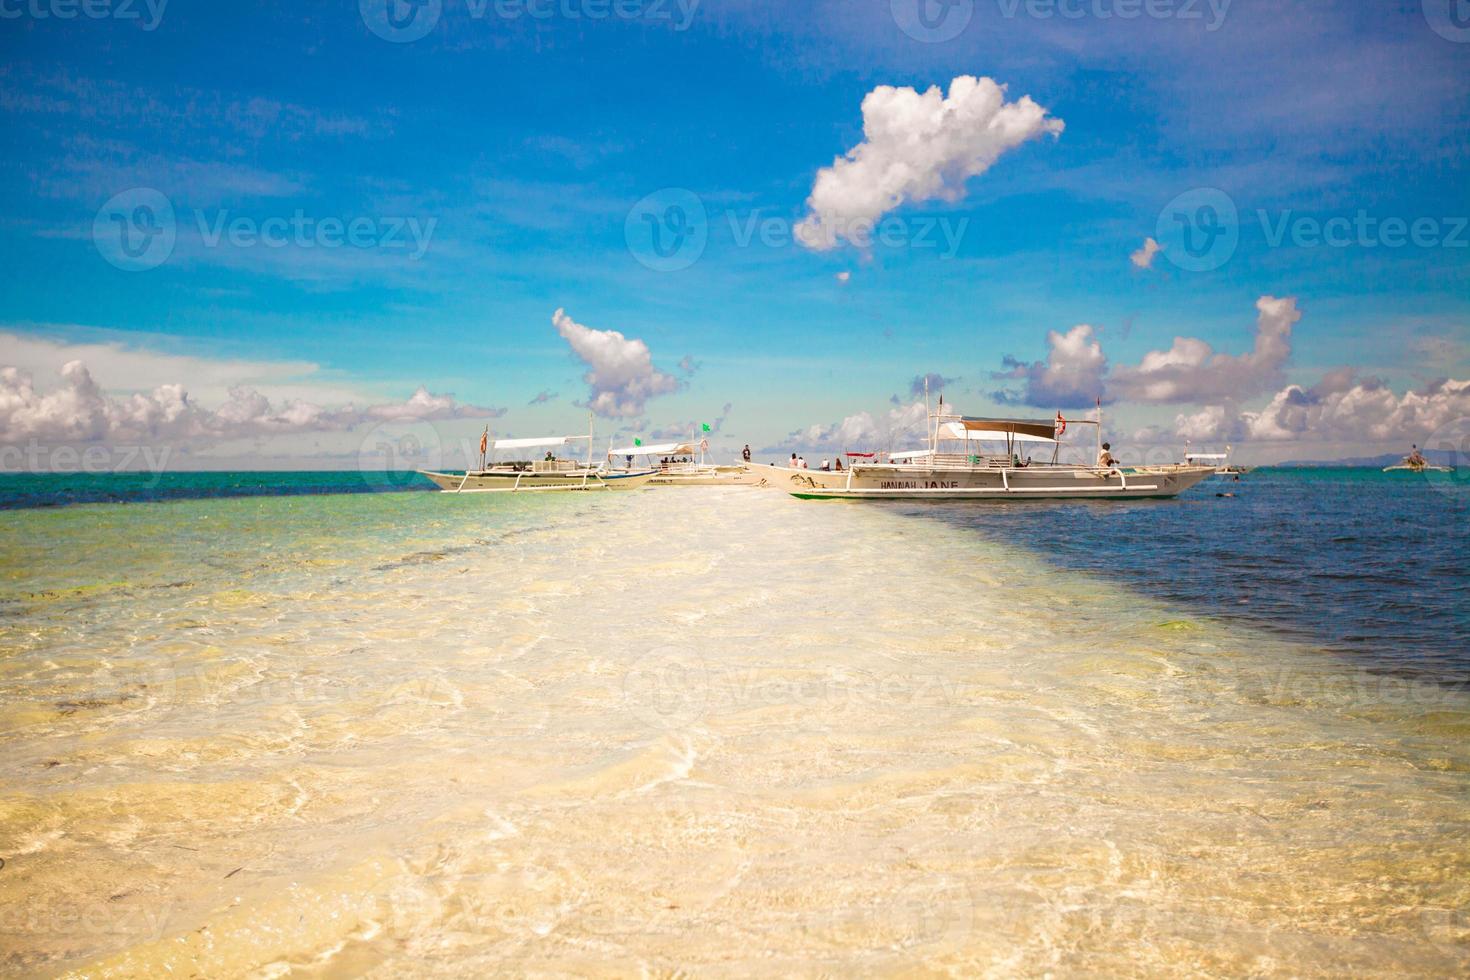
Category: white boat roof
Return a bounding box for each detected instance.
[495,436,583,450]
[888,449,934,460]
[940,421,1056,444]
[1185,453,1229,460]
[610,441,693,456]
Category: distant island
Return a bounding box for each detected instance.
[1275,449,1461,468]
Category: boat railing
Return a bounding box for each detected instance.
[532,459,581,474]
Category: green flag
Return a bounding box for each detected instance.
[701,423,711,432]
[634,438,642,446]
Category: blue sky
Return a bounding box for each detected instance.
[1,0,1467,466]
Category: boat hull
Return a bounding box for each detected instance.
[741,462,852,490]
[417,469,657,492]
[649,466,762,487]
[787,464,1216,501]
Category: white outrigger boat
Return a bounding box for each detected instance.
[419,415,657,493]
[1383,446,1451,473]
[1185,449,1249,477]
[766,403,1215,502]
[607,440,760,487]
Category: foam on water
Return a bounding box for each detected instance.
[0,487,1467,976]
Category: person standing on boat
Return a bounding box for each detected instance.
[790,453,798,468]
[743,445,752,462]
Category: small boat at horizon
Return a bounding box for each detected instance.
[1383,445,1452,474]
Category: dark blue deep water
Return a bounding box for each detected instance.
[904,468,1470,678]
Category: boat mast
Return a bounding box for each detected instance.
[1096,397,1103,464]
[925,376,935,457]
[587,410,595,469]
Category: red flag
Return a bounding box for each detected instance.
[479,432,488,454]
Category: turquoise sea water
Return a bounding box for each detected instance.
[4,466,1464,677]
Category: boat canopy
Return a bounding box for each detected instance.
[888,449,934,460]
[494,436,582,450]
[940,418,1058,444]
[1185,453,1229,461]
[610,442,693,456]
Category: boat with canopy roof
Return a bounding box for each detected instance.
[772,401,1215,501]
[419,414,657,492]
[606,439,759,487]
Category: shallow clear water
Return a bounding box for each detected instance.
[1,481,1467,976]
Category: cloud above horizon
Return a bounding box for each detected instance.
[794,75,1064,251]
[786,399,930,453]
[993,296,1300,409]
[1177,372,1470,445]
[551,308,681,418]
[993,324,1108,409]
[0,360,501,445]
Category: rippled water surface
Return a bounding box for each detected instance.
[1,478,1467,976]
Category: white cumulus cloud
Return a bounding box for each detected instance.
[551,308,681,418]
[794,75,1064,251]
[0,360,501,445]
[1111,296,1299,404]
[992,324,1107,409]
[1130,237,1162,269]
[788,400,931,452]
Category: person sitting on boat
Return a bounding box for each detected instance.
[545,450,555,462]
[834,457,843,472]
[1097,442,1118,469]
[790,453,798,468]
[820,459,830,471]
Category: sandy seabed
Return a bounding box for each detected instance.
[1,487,1467,977]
